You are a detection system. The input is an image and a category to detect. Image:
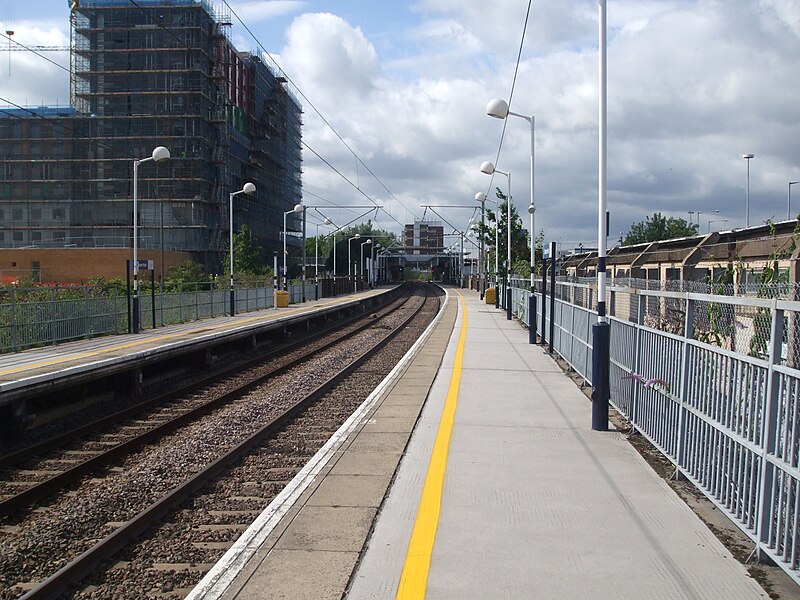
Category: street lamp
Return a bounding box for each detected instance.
[229,182,256,316]
[707,218,728,233]
[132,145,170,333]
[348,234,361,277]
[743,153,754,228]
[476,191,500,302]
[594,0,610,431]
[371,243,381,286]
[283,203,304,291]
[480,161,511,308]
[315,218,333,279]
[487,98,536,290]
[360,239,373,285]
[788,182,800,220]
[688,209,718,227]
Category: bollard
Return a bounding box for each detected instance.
[591,321,610,431]
[528,294,537,344]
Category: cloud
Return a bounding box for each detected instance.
[0,21,70,107]
[228,1,307,23]
[8,0,800,248]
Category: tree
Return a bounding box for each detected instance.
[222,224,271,283]
[472,188,533,276]
[624,212,698,245]
[165,260,206,290]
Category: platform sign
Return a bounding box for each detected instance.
[127,259,154,270]
[543,244,552,260]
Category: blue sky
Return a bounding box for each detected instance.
[2,1,800,249]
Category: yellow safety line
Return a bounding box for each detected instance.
[396,290,467,600]
[0,293,372,377]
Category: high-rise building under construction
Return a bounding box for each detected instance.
[0,0,302,280]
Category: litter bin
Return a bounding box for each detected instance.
[485,287,496,305]
[275,290,289,308]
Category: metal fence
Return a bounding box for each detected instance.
[0,277,362,353]
[509,278,800,585]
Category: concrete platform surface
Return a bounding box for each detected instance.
[347,289,768,600]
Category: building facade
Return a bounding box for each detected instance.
[0,0,302,280]
[403,219,444,255]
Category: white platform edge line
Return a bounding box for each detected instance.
[186,286,453,600]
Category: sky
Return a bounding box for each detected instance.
[1,0,800,250]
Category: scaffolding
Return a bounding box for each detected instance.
[0,0,302,274]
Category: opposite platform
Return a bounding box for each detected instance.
[0,287,391,404]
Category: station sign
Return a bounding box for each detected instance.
[127,259,155,270]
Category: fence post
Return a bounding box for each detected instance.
[85,286,91,339]
[11,287,17,352]
[673,293,694,480]
[50,288,57,345]
[755,300,784,560]
[195,283,200,320]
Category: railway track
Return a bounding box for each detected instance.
[0,282,441,599]
[0,286,410,517]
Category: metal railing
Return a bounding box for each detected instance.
[0,276,367,353]
[508,278,800,585]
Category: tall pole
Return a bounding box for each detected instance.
[507,172,512,285]
[592,0,610,431]
[283,211,288,291]
[743,154,754,228]
[301,207,307,302]
[132,159,140,334]
[480,203,485,298]
[229,191,235,316]
[789,182,799,221]
[529,116,535,290]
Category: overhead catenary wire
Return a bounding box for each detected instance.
[218,0,421,227]
[484,0,533,200]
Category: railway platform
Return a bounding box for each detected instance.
[190,286,771,600]
[0,287,394,432]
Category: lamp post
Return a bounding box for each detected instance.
[132,145,170,333]
[315,218,333,279]
[743,153,754,228]
[789,182,800,221]
[229,182,256,317]
[371,243,381,286]
[360,239,373,286]
[475,193,487,298]
[688,209,718,227]
[707,218,728,233]
[480,161,511,308]
[283,203,304,291]
[476,191,500,300]
[594,0,609,431]
[348,233,361,279]
[487,98,536,290]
